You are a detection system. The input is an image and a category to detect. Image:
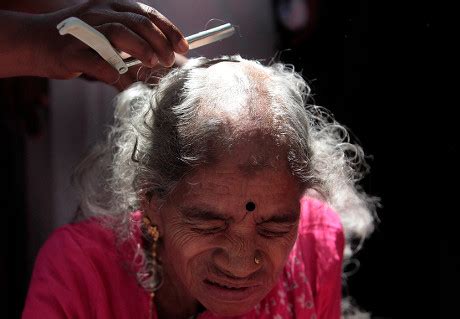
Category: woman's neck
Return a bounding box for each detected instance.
[154,256,201,318]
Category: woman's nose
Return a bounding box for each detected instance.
[212,247,262,279]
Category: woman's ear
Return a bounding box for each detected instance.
[141,194,164,233]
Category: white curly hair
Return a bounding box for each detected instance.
[72,55,378,317]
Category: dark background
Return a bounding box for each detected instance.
[274,1,441,317]
[2,0,444,318]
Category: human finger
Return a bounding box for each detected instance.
[74,2,183,67]
[111,1,188,54]
[135,3,189,54]
[114,72,137,91]
[65,49,121,86]
[83,11,174,67]
[95,22,158,67]
[109,11,175,67]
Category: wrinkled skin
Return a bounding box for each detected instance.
[146,142,304,317]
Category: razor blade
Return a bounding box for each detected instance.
[57,17,235,74]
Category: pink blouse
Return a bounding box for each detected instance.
[22,197,344,319]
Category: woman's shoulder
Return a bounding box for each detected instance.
[37,212,145,270]
[50,216,112,237]
[295,196,345,286]
[29,217,119,280]
[297,196,345,260]
[23,213,148,318]
[38,217,115,258]
[299,196,343,232]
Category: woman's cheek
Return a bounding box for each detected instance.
[261,229,298,273]
[162,220,218,266]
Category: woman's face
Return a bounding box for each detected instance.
[149,144,303,316]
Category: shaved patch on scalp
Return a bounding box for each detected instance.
[196,61,277,128]
[187,61,288,175]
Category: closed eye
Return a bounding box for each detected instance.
[181,207,230,235]
[257,229,291,238]
[190,222,228,235]
[257,224,294,238]
[256,211,299,238]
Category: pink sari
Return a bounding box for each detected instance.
[23,197,344,319]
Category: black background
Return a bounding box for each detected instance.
[273,0,442,317]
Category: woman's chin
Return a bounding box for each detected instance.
[203,302,255,317]
[199,293,260,316]
[195,279,265,315]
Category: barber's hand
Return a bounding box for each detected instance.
[33,0,188,89]
[81,53,188,91]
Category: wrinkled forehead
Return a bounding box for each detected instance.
[220,135,294,191]
[182,141,300,197]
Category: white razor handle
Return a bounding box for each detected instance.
[57,17,128,74]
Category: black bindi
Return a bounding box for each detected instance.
[246,201,256,212]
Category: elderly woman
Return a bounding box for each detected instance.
[23,56,376,318]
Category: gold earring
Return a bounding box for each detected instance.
[142,216,162,286]
[143,216,160,242]
[141,215,163,319]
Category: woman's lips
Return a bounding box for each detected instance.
[203,278,261,302]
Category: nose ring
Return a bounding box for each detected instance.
[254,257,261,265]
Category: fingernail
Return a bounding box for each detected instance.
[150,54,158,66]
[177,38,189,53]
[162,52,175,68]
